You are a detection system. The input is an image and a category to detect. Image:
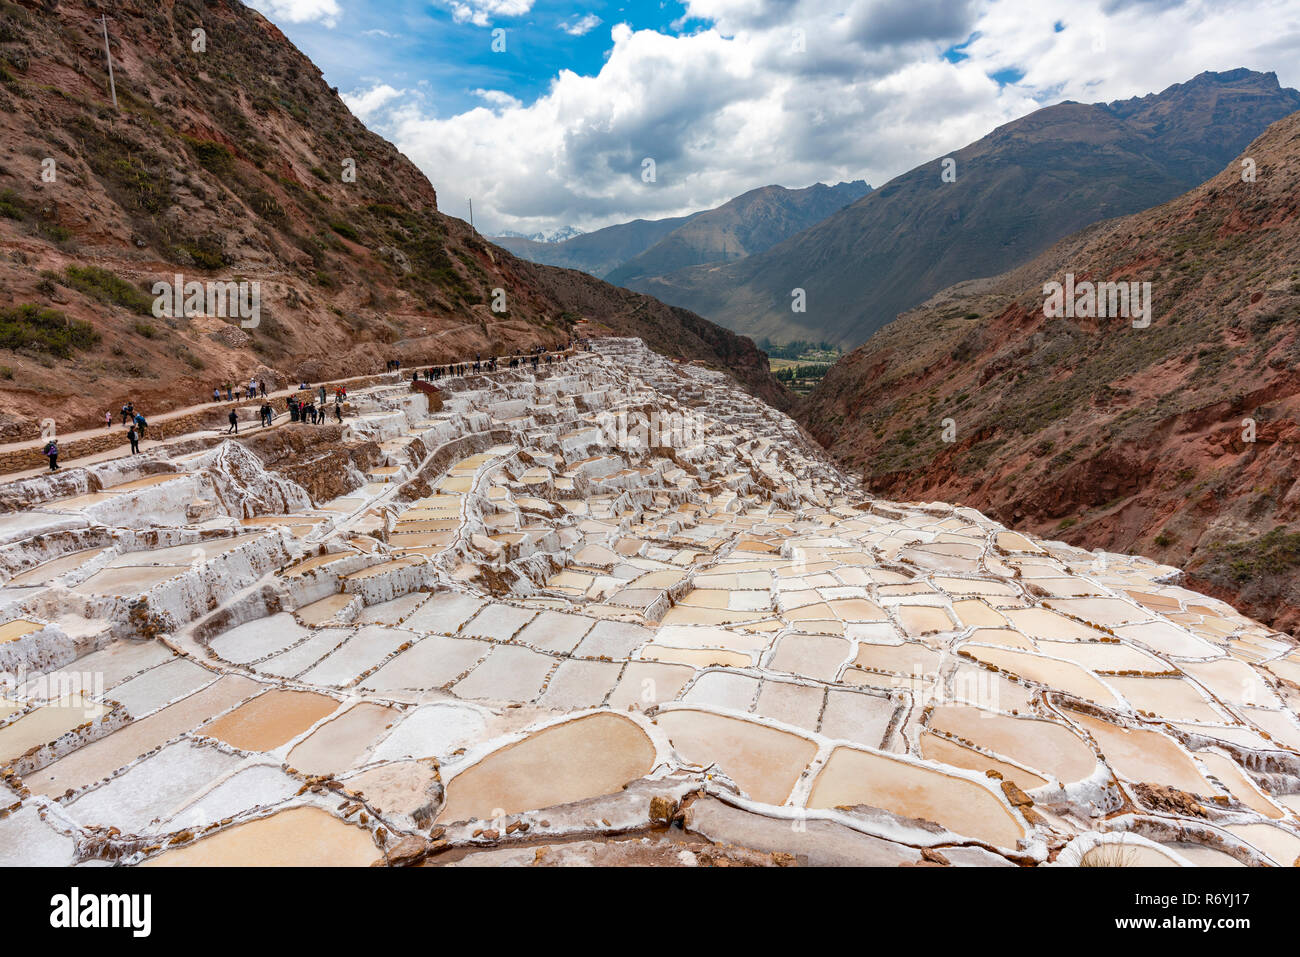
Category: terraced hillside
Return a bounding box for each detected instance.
[2,339,1298,867]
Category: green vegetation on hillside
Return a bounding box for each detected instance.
[0,303,100,358]
[61,265,154,315]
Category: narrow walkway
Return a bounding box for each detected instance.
[0,350,586,485]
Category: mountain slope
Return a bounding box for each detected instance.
[639,69,1300,347]
[492,180,869,285]
[607,181,869,286]
[0,0,786,437]
[797,110,1300,632]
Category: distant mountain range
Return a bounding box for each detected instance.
[797,107,1300,633]
[637,69,1300,347]
[492,225,585,244]
[490,180,871,289]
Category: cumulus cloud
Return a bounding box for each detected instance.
[250,0,342,28]
[344,0,1300,235]
[438,0,534,27]
[562,13,603,36]
[340,84,408,124]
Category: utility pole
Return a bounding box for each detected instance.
[98,15,118,110]
[468,198,474,232]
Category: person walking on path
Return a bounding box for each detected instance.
[127,424,139,455]
[334,402,343,423]
[227,409,239,434]
[43,438,59,471]
[104,411,112,430]
[134,412,147,440]
[213,387,220,403]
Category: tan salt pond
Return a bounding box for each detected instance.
[144,807,378,867]
[951,600,1008,628]
[198,689,341,752]
[438,713,656,822]
[0,695,106,764]
[640,645,751,668]
[768,633,850,681]
[0,619,43,643]
[1225,823,1300,865]
[1195,751,1284,819]
[27,675,263,797]
[70,565,181,596]
[1066,709,1214,795]
[655,708,817,805]
[294,593,357,626]
[1002,607,1105,641]
[963,646,1118,705]
[286,702,399,776]
[1112,621,1219,659]
[1107,676,1223,722]
[928,705,1097,784]
[895,605,955,636]
[919,732,1047,790]
[807,746,1025,848]
[852,642,941,676]
[966,628,1036,650]
[6,548,103,586]
[933,577,1019,598]
[1035,640,1166,673]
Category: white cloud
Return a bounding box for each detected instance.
[474,88,524,110]
[250,0,342,29]
[340,84,408,124]
[438,0,534,27]
[562,13,603,36]
[344,0,1300,235]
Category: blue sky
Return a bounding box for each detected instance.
[251,0,1300,235]
[260,0,715,115]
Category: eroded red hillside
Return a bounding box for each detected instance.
[799,110,1300,632]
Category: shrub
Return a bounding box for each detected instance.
[0,303,100,357]
[0,188,24,219]
[62,265,153,314]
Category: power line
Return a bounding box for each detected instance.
[98,15,118,110]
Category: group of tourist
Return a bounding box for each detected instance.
[40,342,591,474]
[411,344,576,383]
[212,379,270,403]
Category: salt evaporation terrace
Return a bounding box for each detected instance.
[2,338,1300,867]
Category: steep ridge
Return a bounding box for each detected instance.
[0,0,785,438]
[638,70,1300,347]
[798,111,1300,632]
